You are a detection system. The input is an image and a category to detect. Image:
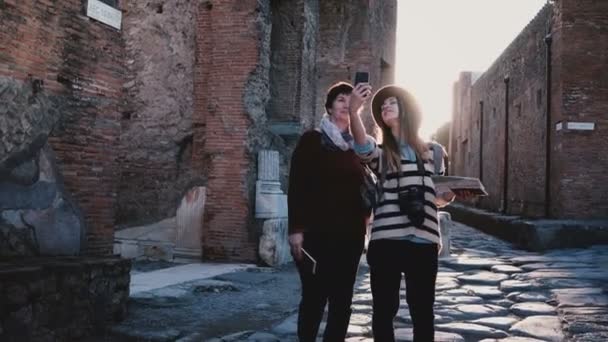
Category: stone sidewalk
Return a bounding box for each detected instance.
[130,263,255,295]
[204,222,608,342]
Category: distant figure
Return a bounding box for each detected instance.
[287,82,372,341]
[349,83,459,342]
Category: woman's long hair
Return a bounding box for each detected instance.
[380,90,428,172]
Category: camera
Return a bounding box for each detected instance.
[398,186,426,227]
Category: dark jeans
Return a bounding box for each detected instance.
[296,233,365,342]
[367,239,438,342]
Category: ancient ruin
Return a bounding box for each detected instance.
[1,0,395,338]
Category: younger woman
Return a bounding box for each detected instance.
[349,84,454,341]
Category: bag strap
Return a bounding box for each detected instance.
[380,150,386,186]
[414,153,426,187]
[378,151,386,197]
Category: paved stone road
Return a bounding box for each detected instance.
[203,222,608,342]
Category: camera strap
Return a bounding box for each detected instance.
[415,153,426,187]
[378,150,387,197]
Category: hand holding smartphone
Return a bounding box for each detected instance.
[354,71,369,86]
[351,71,372,113]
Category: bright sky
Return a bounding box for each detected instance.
[395,0,547,139]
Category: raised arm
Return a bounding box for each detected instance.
[349,83,372,145]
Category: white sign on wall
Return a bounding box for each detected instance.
[87,0,122,30]
[555,121,595,132]
[567,122,595,131]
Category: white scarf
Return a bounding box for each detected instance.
[318,114,353,151]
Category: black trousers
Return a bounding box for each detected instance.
[296,233,365,342]
[367,239,438,342]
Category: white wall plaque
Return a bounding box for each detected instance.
[566,121,595,131]
[87,0,122,30]
[555,122,563,131]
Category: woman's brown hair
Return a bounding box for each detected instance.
[372,86,428,172]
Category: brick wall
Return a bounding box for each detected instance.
[451,5,553,217]
[0,0,125,255]
[451,1,608,219]
[550,0,608,218]
[193,1,266,261]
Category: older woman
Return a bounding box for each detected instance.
[288,82,371,341]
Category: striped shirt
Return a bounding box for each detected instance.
[354,136,445,244]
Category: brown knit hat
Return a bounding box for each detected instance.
[371,85,413,129]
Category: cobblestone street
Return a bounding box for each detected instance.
[204,222,608,342]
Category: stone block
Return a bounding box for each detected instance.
[0,181,57,210]
[141,242,174,261]
[258,218,291,267]
[113,217,176,261]
[1,210,27,229]
[8,159,39,186]
[0,76,58,173]
[113,241,141,259]
[0,223,38,256]
[173,247,202,263]
[255,181,287,219]
[175,186,205,260]
[23,197,82,256]
[255,193,288,219]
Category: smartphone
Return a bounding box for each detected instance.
[354,71,369,86]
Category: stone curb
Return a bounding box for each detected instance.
[444,203,608,251]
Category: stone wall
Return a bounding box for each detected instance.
[269,0,307,124]
[0,77,59,174]
[0,256,130,341]
[118,0,201,227]
[0,142,86,257]
[0,0,125,254]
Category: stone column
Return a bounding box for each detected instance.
[258,150,280,181]
[174,186,206,261]
[255,150,287,219]
[256,150,289,266]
